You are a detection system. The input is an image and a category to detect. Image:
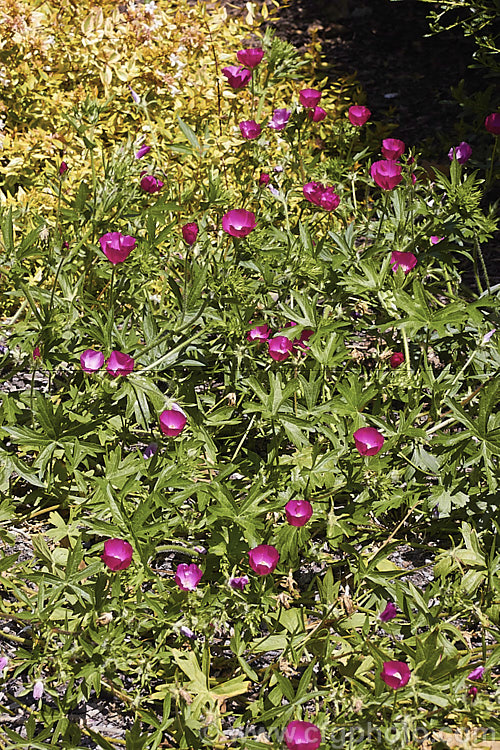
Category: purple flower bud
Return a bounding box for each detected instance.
[33,680,44,700]
[228,575,249,590]
[379,602,398,622]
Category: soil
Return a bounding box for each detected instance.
[270,0,485,148]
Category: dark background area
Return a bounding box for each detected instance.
[271,0,487,150]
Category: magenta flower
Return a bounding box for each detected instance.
[285,499,313,527]
[33,681,44,700]
[468,686,478,700]
[430,235,443,245]
[237,48,264,68]
[303,182,340,211]
[268,108,291,131]
[222,209,256,238]
[284,720,322,750]
[299,88,322,109]
[292,328,314,350]
[268,336,294,362]
[308,106,327,122]
[380,661,411,689]
[135,144,151,159]
[80,349,105,373]
[222,65,252,89]
[99,232,137,264]
[182,222,199,245]
[247,324,271,343]
[59,161,68,175]
[239,120,262,140]
[353,427,384,456]
[248,544,279,575]
[467,666,485,681]
[448,141,472,164]
[259,172,270,186]
[106,351,134,377]
[228,575,249,590]
[379,602,398,622]
[320,187,340,211]
[159,405,187,437]
[389,352,404,369]
[175,563,203,591]
[140,174,164,193]
[485,113,500,135]
[381,138,405,161]
[33,346,41,360]
[390,251,417,274]
[370,160,403,190]
[348,105,371,126]
[101,538,133,571]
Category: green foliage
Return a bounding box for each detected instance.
[0,0,499,748]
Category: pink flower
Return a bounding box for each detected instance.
[467,666,485,681]
[430,235,443,245]
[299,88,322,108]
[140,174,164,193]
[175,563,203,591]
[303,182,340,211]
[33,680,44,700]
[485,113,500,135]
[468,686,478,700]
[319,187,340,211]
[268,108,291,131]
[390,251,417,274]
[370,160,403,190]
[106,351,134,377]
[389,352,404,369]
[101,538,133,571]
[222,209,256,238]
[228,575,249,590]
[248,544,279,575]
[307,106,326,122]
[295,329,314,350]
[237,48,264,68]
[259,172,270,186]
[99,232,137,264]
[448,141,472,164]
[160,404,187,437]
[239,120,262,139]
[182,222,198,245]
[59,161,68,175]
[285,499,313,527]
[381,138,405,161]
[268,336,294,361]
[247,324,271,343]
[33,346,41,360]
[0,656,8,673]
[135,144,151,159]
[353,427,384,456]
[379,602,398,622]
[348,105,371,126]
[80,349,105,373]
[284,720,322,750]
[222,65,252,89]
[380,661,411,689]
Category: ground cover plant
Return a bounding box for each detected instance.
[0,0,500,748]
